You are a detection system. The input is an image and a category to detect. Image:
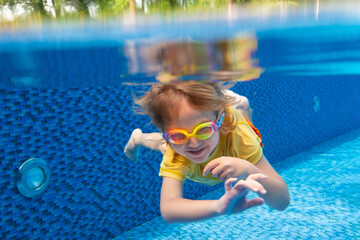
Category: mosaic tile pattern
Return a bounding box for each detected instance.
[0,86,218,239]
[0,76,360,239]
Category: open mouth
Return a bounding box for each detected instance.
[187,147,206,156]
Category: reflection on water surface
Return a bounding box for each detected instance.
[1,0,335,27]
[1,0,360,88]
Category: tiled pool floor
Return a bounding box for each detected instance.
[117,129,360,240]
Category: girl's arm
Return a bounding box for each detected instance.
[249,154,290,211]
[160,177,219,223]
[160,175,266,223]
[203,154,290,211]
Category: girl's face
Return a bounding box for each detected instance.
[165,99,220,164]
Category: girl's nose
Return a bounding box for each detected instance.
[187,137,201,147]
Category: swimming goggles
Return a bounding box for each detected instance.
[163,112,225,145]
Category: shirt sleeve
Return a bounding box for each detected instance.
[230,108,263,165]
[159,145,189,183]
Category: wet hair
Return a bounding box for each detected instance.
[134,81,238,134]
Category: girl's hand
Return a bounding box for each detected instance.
[203,157,253,181]
[216,174,268,215]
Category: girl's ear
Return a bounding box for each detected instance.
[219,107,236,135]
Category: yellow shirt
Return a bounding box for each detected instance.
[159,107,263,186]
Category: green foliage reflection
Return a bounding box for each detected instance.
[0,0,302,24]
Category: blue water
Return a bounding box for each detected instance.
[1,3,360,239]
[118,129,360,239]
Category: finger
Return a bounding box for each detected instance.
[232,197,264,213]
[232,180,248,192]
[247,179,267,195]
[245,198,264,209]
[224,178,238,192]
[217,171,228,181]
[233,180,260,193]
[211,166,225,179]
[203,160,220,176]
[218,170,233,181]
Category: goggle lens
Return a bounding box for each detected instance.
[167,123,216,144]
[164,113,225,145]
[168,133,187,143]
[196,126,215,138]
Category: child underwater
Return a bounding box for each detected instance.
[125,81,290,223]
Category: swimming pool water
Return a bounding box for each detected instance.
[1,3,360,239]
[117,128,360,240]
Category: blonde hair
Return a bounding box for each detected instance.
[134,81,238,135]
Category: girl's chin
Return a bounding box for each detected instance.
[191,158,207,164]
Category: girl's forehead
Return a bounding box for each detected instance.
[165,100,216,131]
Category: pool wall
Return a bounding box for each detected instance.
[1,45,360,239]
